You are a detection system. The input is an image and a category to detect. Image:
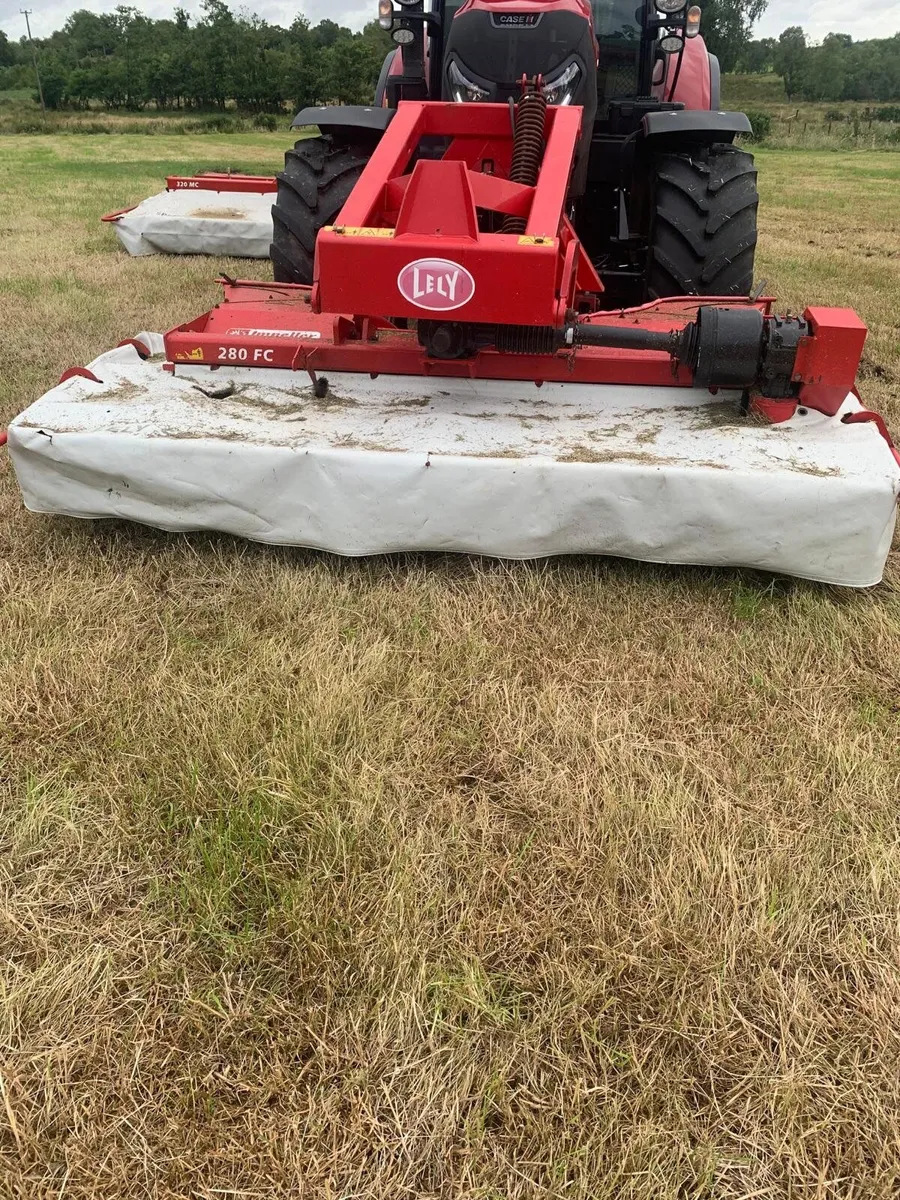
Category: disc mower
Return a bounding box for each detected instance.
[102,172,277,258]
[6,0,899,585]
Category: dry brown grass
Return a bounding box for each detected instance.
[0,137,899,1199]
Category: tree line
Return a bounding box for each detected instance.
[2,1,897,112]
[736,29,900,101]
[0,2,393,111]
[0,0,769,112]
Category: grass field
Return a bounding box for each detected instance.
[1,135,899,1198]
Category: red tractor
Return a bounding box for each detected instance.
[271,0,758,308]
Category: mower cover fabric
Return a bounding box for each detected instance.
[8,341,899,587]
[108,189,273,258]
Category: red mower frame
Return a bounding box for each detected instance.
[311,101,601,327]
[158,99,878,433]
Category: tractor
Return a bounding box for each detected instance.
[271,0,758,308]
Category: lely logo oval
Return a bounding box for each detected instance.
[398,258,476,312]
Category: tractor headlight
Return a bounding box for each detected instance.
[448,60,490,103]
[655,0,686,11]
[542,62,581,106]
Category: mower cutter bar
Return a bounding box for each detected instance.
[165,282,868,420]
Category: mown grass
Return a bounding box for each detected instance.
[0,136,899,1198]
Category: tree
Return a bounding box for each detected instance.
[800,33,850,102]
[285,22,321,111]
[0,30,16,68]
[312,20,349,49]
[774,26,807,100]
[736,37,776,74]
[59,10,122,60]
[697,0,768,74]
[39,55,69,108]
[320,36,377,104]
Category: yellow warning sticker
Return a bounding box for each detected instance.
[518,236,554,246]
[327,226,395,238]
[175,348,205,361]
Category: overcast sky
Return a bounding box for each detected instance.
[2,0,899,46]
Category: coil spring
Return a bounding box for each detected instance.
[502,85,548,236]
[495,325,558,356]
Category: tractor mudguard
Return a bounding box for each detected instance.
[374,50,398,108]
[641,110,752,144]
[708,54,722,110]
[291,106,396,137]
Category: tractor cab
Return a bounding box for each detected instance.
[379,0,713,115]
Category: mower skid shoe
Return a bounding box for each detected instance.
[7,342,900,588]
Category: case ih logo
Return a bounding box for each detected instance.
[398,259,476,312]
[491,12,542,27]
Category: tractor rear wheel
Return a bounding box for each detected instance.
[270,134,369,286]
[646,144,759,300]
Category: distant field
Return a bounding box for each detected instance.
[4,76,899,148]
[0,135,899,1198]
[722,73,900,150]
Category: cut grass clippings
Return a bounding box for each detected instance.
[0,135,899,1198]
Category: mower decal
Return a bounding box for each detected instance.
[327,226,395,238]
[175,348,205,361]
[227,328,322,340]
[217,346,291,363]
[398,259,476,312]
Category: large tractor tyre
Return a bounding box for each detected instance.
[646,144,759,300]
[271,135,369,285]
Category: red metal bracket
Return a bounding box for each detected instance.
[100,205,138,223]
[59,367,102,384]
[117,338,151,360]
[794,307,867,416]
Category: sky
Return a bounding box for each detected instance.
[2,0,899,46]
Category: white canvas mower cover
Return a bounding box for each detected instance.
[102,174,276,258]
[6,332,899,588]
